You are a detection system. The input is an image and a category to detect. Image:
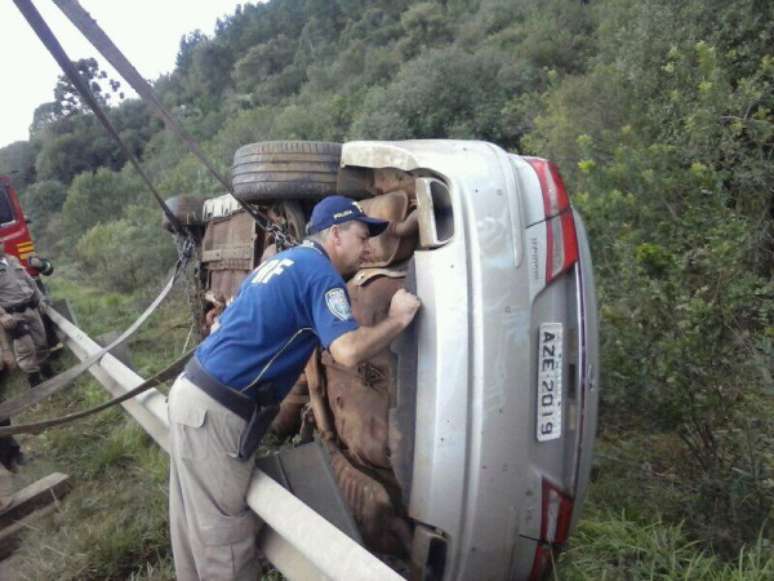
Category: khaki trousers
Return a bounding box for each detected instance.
[12,308,48,374]
[168,374,261,581]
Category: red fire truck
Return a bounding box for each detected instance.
[0,175,53,278]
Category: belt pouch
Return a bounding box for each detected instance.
[9,320,30,340]
[237,404,280,461]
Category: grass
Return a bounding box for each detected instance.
[558,506,773,580]
[558,434,774,579]
[7,403,175,580]
[2,275,193,580]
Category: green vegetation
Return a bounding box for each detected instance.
[0,0,771,577]
[559,506,773,580]
[3,279,193,580]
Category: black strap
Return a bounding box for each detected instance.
[3,299,36,315]
[0,257,187,420]
[12,0,188,239]
[8,320,31,340]
[51,0,298,249]
[0,349,194,437]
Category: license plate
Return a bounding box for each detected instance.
[537,323,563,442]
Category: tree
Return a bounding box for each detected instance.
[34,115,124,184]
[0,141,38,188]
[23,179,67,233]
[61,168,143,238]
[350,46,522,145]
[176,30,208,72]
[179,40,235,110]
[397,2,452,58]
[48,58,122,122]
[75,204,177,292]
[232,35,298,93]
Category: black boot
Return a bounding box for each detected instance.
[0,418,22,470]
[41,362,55,379]
[27,372,43,389]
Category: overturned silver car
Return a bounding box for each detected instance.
[166,139,600,580]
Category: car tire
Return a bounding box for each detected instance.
[231,141,347,203]
[274,200,307,242]
[161,194,207,233]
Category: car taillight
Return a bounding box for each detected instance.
[528,479,575,581]
[525,158,579,284]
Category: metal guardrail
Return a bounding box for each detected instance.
[47,307,404,581]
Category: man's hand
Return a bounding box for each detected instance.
[388,289,421,328]
[0,314,16,331]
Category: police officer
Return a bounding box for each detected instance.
[0,243,51,387]
[168,196,421,580]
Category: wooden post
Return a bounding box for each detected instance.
[0,472,71,560]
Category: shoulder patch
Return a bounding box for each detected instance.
[325,288,352,321]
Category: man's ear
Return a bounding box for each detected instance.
[329,225,342,246]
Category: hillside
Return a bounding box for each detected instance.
[0,0,771,578]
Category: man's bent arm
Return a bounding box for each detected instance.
[329,317,405,368]
[328,289,420,367]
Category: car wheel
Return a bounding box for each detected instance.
[161,194,207,233]
[232,141,349,203]
[276,200,307,241]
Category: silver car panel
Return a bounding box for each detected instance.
[509,155,545,228]
[340,140,599,580]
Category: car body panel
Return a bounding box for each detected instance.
[341,140,599,579]
[0,176,42,277]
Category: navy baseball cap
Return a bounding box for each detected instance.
[307,196,389,237]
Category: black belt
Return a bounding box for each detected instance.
[3,297,39,315]
[184,356,274,422]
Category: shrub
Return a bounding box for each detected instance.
[75,204,178,293]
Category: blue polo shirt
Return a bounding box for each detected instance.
[195,241,358,402]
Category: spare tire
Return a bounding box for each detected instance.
[161,194,207,233]
[231,141,369,203]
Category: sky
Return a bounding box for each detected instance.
[0,0,248,148]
